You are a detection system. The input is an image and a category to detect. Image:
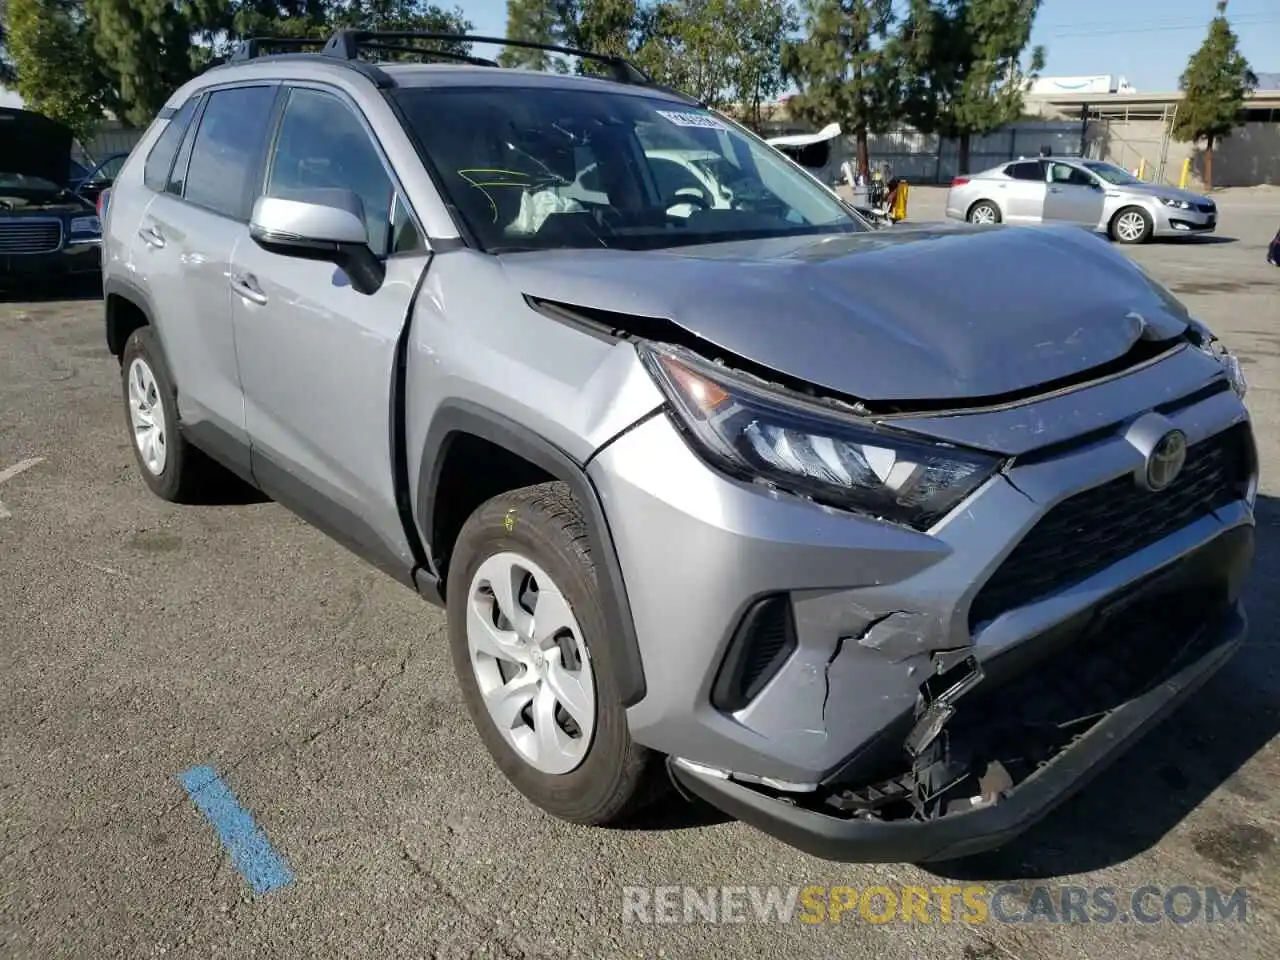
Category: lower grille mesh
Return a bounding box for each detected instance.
[969,423,1251,627]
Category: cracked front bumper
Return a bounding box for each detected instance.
[590,356,1254,786]
[668,598,1246,863]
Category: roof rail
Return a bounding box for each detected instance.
[229,36,328,62]
[320,30,654,86]
[358,42,500,68]
[217,39,396,87]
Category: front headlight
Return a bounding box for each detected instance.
[639,344,1002,530]
[1187,319,1247,398]
[69,215,101,235]
[1157,197,1191,210]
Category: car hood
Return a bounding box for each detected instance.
[0,107,74,186]
[499,223,1193,404]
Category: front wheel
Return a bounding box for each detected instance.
[1110,206,1153,244]
[446,481,661,825]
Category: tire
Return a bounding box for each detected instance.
[119,326,224,503]
[447,481,661,826]
[1110,206,1153,244]
[967,201,1001,225]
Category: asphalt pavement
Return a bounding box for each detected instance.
[3,188,1280,959]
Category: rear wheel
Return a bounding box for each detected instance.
[1110,206,1153,244]
[967,201,1001,225]
[447,481,661,825]
[120,327,226,502]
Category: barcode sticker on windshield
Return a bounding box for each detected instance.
[657,110,728,131]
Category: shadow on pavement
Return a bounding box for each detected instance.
[0,277,103,304]
[926,494,1280,881]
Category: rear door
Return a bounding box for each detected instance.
[1000,160,1048,222]
[1043,162,1107,226]
[228,84,431,579]
[136,83,279,466]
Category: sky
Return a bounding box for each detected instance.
[457,0,1280,93]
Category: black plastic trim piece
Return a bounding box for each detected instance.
[253,450,417,589]
[418,400,647,706]
[711,594,798,712]
[323,30,654,86]
[671,602,1245,864]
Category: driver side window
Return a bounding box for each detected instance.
[1051,163,1096,187]
[266,87,421,257]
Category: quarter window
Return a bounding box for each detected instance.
[266,87,415,257]
[183,85,278,220]
[143,97,200,192]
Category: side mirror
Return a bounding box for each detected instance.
[249,191,385,296]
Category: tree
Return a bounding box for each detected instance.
[500,0,558,69]
[782,0,895,180]
[1,9,17,85]
[893,0,1044,173]
[6,0,112,141]
[84,0,212,127]
[635,0,796,128]
[1171,0,1256,189]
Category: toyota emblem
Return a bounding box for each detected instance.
[1142,429,1187,492]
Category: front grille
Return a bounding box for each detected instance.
[969,424,1251,628]
[1196,202,1216,214]
[0,218,63,255]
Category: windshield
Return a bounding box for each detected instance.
[392,86,865,252]
[1082,161,1140,186]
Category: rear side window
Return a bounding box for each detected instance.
[183,85,278,220]
[143,97,199,192]
[1005,161,1045,182]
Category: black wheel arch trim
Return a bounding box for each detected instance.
[103,274,160,357]
[418,400,648,707]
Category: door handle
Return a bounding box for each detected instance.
[1048,187,1063,193]
[230,274,268,306]
[138,225,165,248]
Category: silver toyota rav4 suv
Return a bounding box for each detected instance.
[100,31,1257,864]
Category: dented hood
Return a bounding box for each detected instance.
[500,223,1192,403]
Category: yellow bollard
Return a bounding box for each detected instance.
[893,181,909,221]
[1137,158,1147,181]
[1179,157,1191,189]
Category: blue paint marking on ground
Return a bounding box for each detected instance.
[179,766,294,895]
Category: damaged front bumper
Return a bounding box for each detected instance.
[670,597,1246,863]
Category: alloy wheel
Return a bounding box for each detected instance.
[970,204,997,225]
[1116,211,1147,242]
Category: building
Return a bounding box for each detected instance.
[1023,79,1280,188]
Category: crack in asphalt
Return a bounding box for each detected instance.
[399,841,557,960]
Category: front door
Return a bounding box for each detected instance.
[1043,162,1107,226]
[229,84,431,579]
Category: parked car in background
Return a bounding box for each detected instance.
[0,107,103,286]
[70,152,129,205]
[1268,224,1279,265]
[945,156,1217,244]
